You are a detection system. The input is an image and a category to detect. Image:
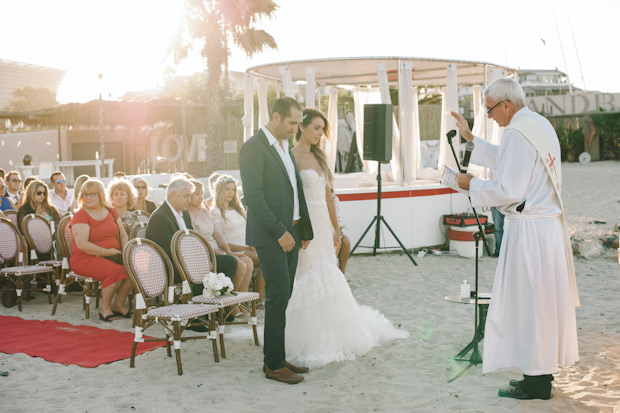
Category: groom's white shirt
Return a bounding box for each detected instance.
[262,126,300,220]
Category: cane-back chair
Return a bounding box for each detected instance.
[21,214,64,285]
[3,210,18,231]
[171,229,260,358]
[51,215,100,318]
[134,210,150,224]
[129,221,147,240]
[0,217,54,310]
[123,238,219,375]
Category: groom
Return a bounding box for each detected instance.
[239,97,313,384]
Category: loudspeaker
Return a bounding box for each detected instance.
[363,104,392,162]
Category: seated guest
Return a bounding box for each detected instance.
[113,171,126,179]
[145,178,208,290]
[130,176,156,214]
[5,171,22,208]
[70,174,90,213]
[211,175,264,305]
[106,178,139,233]
[69,179,133,322]
[188,180,252,317]
[49,171,74,216]
[17,178,61,232]
[0,177,15,211]
[0,167,4,179]
[205,172,221,209]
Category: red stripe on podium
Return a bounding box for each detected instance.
[337,187,457,202]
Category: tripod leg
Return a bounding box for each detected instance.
[448,362,475,383]
[350,216,378,255]
[379,217,418,266]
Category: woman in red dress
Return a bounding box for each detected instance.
[69,179,133,322]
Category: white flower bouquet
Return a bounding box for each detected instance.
[202,272,237,299]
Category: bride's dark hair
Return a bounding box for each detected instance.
[295,108,333,188]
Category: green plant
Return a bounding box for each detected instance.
[590,111,620,160]
[557,126,584,162]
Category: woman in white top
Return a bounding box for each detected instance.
[211,175,265,304]
[188,180,253,317]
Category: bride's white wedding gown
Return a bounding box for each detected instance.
[285,169,409,369]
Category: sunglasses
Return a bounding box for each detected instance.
[56,179,67,184]
[36,191,47,196]
[134,185,147,190]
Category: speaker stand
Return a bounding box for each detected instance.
[350,161,418,266]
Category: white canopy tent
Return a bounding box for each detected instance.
[244,57,517,184]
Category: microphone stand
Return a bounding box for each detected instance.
[445,130,489,383]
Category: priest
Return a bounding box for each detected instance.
[451,77,579,400]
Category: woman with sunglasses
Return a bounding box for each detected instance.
[16,179,61,230]
[130,176,156,214]
[16,180,61,262]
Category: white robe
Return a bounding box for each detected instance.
[469,107,579,375]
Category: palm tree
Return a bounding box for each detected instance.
[174,0,278,171]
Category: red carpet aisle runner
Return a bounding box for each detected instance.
[0,316,165,367]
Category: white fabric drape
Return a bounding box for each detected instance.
[326,87,339,171]
[305,66,316,109]
[438,64,459,170]
[257,78,269,126]
[242,73,254,141]
[353,87,381,172]
[412,86,421,172]
[279,66,295,98]
[398,61,415,183]
[376,63,402,184]
[473,84,482,119]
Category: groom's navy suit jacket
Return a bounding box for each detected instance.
[239,128,313,247]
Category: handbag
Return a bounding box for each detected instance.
[102,207,124,266]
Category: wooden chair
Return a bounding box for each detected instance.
[21,214,64,286]
[0,217,54,310]
[128,222,147,240]
[134,210,150,224]
[123,238,219,375]
[171,229,260,358]
[3,210,18,231]
[51,215,100,318]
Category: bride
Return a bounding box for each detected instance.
[286,108,409,369]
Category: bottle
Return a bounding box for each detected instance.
[460,280,471,303]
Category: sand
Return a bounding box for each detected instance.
[1,161,619,412]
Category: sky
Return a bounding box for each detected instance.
[1,0,617,104]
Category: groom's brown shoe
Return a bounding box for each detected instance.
[263,362,309,374]
[285,361,309,373]
[264,366,304,384]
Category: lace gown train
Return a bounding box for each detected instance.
[285,169,409,369]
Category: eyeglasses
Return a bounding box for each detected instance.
[487,100,508,114]
[36,191,47,196]
[56,179,67,184]
[9,179,21,183]
[134,185,147,190]
[82,193,98,199]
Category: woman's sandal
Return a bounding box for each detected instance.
[113,310,133,319]
[99,313,118,322]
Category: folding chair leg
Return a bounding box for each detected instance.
[218,309,227,358]
[166,334,172,357]
[46,273,52,304]
[16,277,23,312]
[173,322,183,375]
[210,316,219,363]
[85,282,91,319]
[51,285,63,315]
[130,342,138,368]
[252,301,259,346]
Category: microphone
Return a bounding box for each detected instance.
[446,129,457,142]
[461,141,475,173]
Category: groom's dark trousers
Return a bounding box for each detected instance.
[255,223,300,369]
[239,128,312,371]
